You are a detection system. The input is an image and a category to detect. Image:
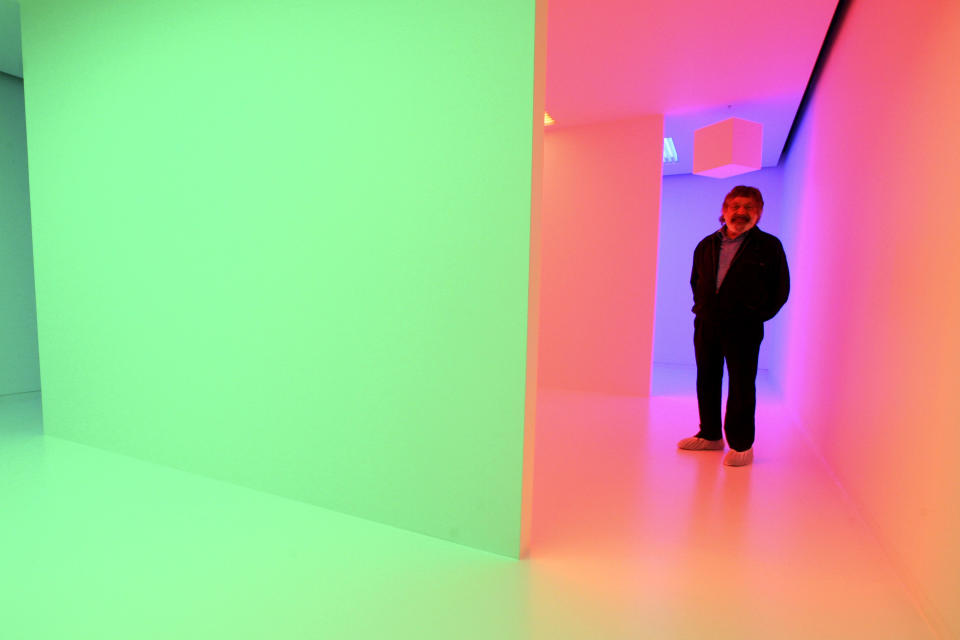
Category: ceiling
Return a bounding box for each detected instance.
[0,1,834,171]
[0,0,21,78]
[545,0,839,174]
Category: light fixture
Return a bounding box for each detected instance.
[693,118,762,178]
[663,137,678,163]
[544,112,555,126]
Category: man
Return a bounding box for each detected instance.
[677,186,789,467]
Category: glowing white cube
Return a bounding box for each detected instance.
[693,117,763,178]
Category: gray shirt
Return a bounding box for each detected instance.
[716,227,745,292]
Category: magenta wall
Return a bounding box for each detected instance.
[539,117,663,394]
[777,1,960,635]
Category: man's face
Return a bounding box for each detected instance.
[722,196,762,237]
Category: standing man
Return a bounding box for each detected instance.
[678,186,789,467]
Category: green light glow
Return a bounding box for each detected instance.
[0,393,528,639]
[20,0,538,557]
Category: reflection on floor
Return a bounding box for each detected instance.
[0,367,935,639]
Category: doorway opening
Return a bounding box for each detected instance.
[0,0,41,423]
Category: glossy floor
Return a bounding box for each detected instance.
[0,367,935,638]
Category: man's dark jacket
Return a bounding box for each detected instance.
[691,226,789,323]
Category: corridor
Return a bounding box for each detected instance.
[0,365,934,638]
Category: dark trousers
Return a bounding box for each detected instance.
[693,316,763,452]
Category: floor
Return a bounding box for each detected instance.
[0,366,935,639]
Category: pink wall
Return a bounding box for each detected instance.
[539,117,663,395]
[778,1,960,635]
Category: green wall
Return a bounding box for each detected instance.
[21,0,538,557]
[0,72,39,397]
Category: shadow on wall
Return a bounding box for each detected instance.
[0,62,40,397]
